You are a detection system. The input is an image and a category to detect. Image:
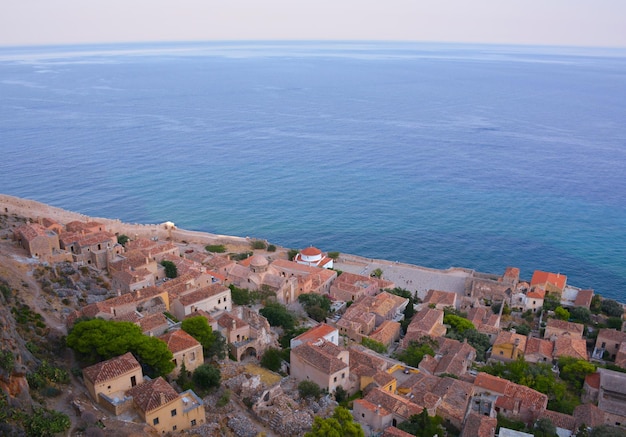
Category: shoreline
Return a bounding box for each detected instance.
[0,193,477,299]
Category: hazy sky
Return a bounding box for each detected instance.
[2,0,626,47]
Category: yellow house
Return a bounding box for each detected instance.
[82,352,143,406]
[491,331,527,361]
[127,377,205,434]
[159,329,204,377]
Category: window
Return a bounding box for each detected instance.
[173,425,177,431]
[602,342,606,348]
[171,409,177,417]
[499,351,503,355]
[191,419,197,426]
[341,373,345,379]
[153,417,159,425]
[333,376,337,382]
[190,351,196,361]
[218,299,221,304]
[131,376,137,387]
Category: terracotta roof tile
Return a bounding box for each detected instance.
[573,403,605,428]
[530,270,567,290]
[291,340,348,374]
[82,352,141,385]
[423,289,457,307]
[553,337,588,361]
[363,387,422,420]
[177,283,229,307]
[127,377,179,414]
[539,410,576,431]
[382,426,415,437]
[574,289,594,308]
[292,323,337,345]
[159,329,200,354]
[461,413,497,437]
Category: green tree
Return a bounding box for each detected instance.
[590,295,602,314]
[260,348,283,372]
[590,425,626,437]
[117,234,129,246]
[601,299,624,318]
[543,293,561,311]
[558,357,596,391]
[288,249,299,261]
[267,244,277,252]
[361,337,387,354]
[161,260,178,278]
[206,331,227,360]
[395,338,436,367]
[534,417,558,437]
[229,284,252,305]
[397,409,444,437]
[554,306,570,321]
[575,424,589,437]
[260,302,296,330]
[299,293,332,322]
[298,380,321,399]
[607,317,624,330]
[181,316,216,353]
[444,314,475,334]
[371,268,383,278]
[192,364,221,391]
[176,362,193,391]
[570,307,592,324]
[305,406,364,437]
[328,251,340,260]
[67,319,174,376]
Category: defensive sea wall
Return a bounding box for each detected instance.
[0,194,249,246]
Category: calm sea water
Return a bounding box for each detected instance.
[1,41,625,299]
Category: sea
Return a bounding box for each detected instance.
[1,41,625,300]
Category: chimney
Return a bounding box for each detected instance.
[160,392,166,404]
[232,319,236,330]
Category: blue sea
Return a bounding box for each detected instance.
[1,41,625,300]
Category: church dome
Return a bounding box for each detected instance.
[249,254,269,269]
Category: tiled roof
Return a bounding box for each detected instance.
[428,337,476,375]
[159,329,200,354]
[474,372,509,394]
[494,330,527,351]
[217,312,248,330]
[423,289,457,307]
[127,377,179,413]
[138,313,169,333]
[354,398,391,417]
[292,323,337,345]
[291,340,348,374]
[77,231,116,247]
[364,387,422,420]
[368,320,401,346]
[584,372,600,390]
[16,223,53,241]
[524,337,554,358]
[382,426,415,437]
[553,337,588,360]
[597,328,626,343]
[503,267,520,281]
[526,287,546,299]
[406,308,444,334]
[177,284,229,307]
[545,318,584,336]
[531,270,566,290]
[574,289,594,308]
[461,413,497,437]
[301,246,322,256]
[573,403,605,428]
[539,410,576,431]
[348,346,387,371]
[82,352,140,385]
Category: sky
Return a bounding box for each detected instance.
[1,0,626,48]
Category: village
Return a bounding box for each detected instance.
[1,195,626,437]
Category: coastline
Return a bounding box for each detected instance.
[0,193,476,299]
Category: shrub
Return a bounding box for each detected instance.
[251,240,267,250]
[267,244,277,252]
[205,244,227,253]
[161,260,177,278]
[117,234,129,246]
[260,348,283,372]
[328,251,340,260]
[601,299,624,318]
[217,390,231,407]
[362,337,387,354]
[193,364,221,391]
[298,380,321,399]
